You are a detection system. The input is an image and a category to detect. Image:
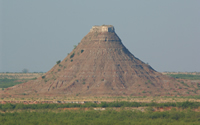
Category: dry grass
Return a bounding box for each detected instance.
[1,96,200,103]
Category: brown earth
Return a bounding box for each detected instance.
[2,25,200,98]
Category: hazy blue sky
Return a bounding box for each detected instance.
[1,0,200,72]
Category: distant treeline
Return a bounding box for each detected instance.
[0,101,200,111]
[167,74,200,80]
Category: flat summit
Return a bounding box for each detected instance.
[6,25,190,97]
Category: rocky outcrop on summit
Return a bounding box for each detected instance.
[6,25,190,97]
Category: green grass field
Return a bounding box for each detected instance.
[0,73,41,89]
[0,78,25,89]
[0,108,200,125]
[167,74,200,80]
[0,101,200,125]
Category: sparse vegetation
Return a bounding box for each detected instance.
[180,81,189,87]
[0,78,24,88]
[0,73,44,88]
[197,83,200,88]
[167,74,200,80]
[70,53,75,58]
[147,80,154,86]
[0,101,200,110]
[0,108,200,124]
[22,68,29,73]
[142,91,146,93]
[56,60,61,64]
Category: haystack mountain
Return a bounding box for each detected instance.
[6,25,191,97]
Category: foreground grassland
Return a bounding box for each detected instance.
[0,102,200,125]
[1,110,200,125]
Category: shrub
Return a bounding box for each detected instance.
[180,81,189,87]
[42,76,45,79]
[81,50,84,53]
[32,77,37,80]
[70,53,75,58]
[22,69,28,73]
[56,60,61,64]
